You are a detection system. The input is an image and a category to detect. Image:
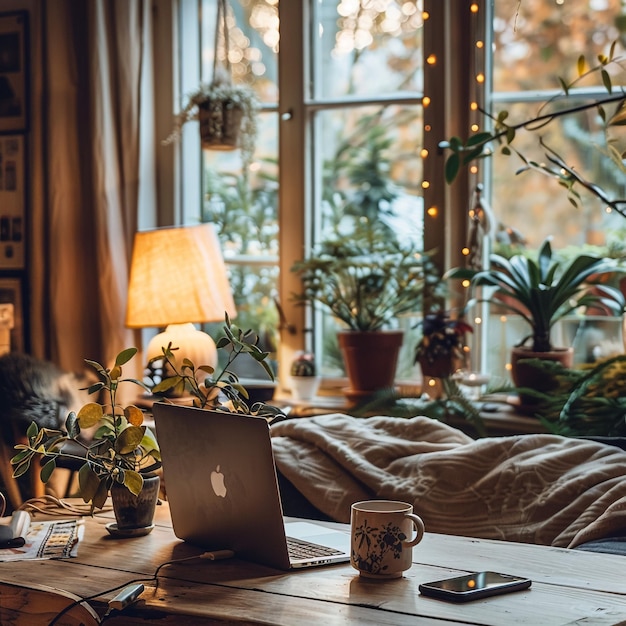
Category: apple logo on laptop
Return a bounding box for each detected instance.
[210,465,227,498]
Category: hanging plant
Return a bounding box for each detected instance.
[163,0,259,171]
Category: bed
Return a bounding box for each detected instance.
[271,413,626,554]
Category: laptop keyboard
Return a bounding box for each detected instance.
[287,536,344,560]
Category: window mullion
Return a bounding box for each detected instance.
[277,0,307,390]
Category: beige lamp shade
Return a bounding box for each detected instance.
[125,223,236,329]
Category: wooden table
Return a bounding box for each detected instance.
[1,502,625,625]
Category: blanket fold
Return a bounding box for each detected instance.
[270,414,626,548]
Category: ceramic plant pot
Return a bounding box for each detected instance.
[290,375,321,401]
[110,473,160,530]
[338,330,403,405]
[510,345,574,413]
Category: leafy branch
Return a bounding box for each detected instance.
[440,43,626,215]
[151,314,284,421]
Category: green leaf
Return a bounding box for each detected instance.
[65,411,80,438]
[115,347,137,366]
[444,153,460,184]
[152,376,183,393]
[26,422,39,439]
[601,69,612,93]
[84,359,107,376]
[84,381,105,395]
[12,459,32,479]
[92,479,110,510]
[40,459,57,483]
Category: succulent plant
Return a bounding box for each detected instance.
[290,353,317,377]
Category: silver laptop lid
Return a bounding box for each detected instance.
[152,402,292,570]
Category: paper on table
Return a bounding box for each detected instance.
[0,518,83,561]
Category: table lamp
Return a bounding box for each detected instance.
[125,223,236,369]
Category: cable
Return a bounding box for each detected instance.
[47,551,234,625]
[18,495,112,517]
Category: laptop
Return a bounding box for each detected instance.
[152,402,351,570]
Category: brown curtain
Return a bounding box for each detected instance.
[29,0,156,376]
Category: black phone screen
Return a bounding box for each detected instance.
[419,571,531,602]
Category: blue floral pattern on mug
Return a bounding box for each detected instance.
[352,518,407,575]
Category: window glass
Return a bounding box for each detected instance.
[483,0,626,378]
[312,0,424,100]
[309,1,425,379]
[490,0,625,248]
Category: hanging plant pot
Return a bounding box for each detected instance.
[198,98,244,150]
[163,0,259,169]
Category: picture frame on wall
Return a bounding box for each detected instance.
[0,134,24,269]
[0,277,23,352]
[0,11,29,133]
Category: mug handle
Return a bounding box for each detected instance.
[403,513,425,547]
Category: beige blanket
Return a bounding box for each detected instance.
[270,413,626,548]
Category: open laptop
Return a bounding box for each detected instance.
[152,402,351,570]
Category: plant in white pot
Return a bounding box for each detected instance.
[289,352,320,402]
[291,223,441,404]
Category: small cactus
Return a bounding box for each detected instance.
[290,352,316,377]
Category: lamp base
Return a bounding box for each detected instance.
[146,323,218,371]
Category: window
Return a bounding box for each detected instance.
[175,0,428,387]
[170,0,625,392]
[480,0,626,376]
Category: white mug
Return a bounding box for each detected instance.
[350,500,425,579]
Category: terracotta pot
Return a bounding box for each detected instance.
[510,345,574,413]
[110,473,160,530]
[338,330,403,404]
[417,355,460,379]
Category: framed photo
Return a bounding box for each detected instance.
[0,134,24,268]
[0,277,23,352]
[0,11,28,133]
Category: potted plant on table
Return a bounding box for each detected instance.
[11,317,283,533]
[11,348,162,534]
[291,224,441,403]
[447,237,625,409]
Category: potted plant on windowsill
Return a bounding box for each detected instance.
[414,311,473,379]
[291,224,441,403]
[289,352,320,402]
[447,237,625,409]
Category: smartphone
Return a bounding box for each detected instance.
[419,571,531,602]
